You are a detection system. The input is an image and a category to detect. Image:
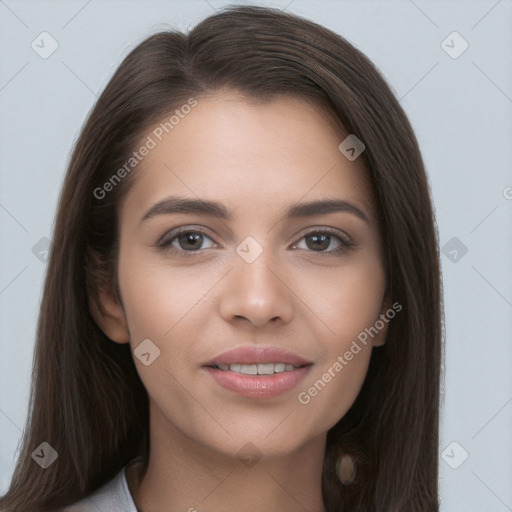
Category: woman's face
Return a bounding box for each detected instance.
[100,89,387,460]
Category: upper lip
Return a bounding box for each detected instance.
[204,346,313,367]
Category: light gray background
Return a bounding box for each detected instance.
[1,0,511,510]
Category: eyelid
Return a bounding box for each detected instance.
[156,224,355,255]
[157,225,352,243]
[293,226,353,247]
[156,225,217,247]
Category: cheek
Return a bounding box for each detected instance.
[296,346,372,437]
[293,259,385,431]
[117,249,220,342]
[116,250,223,407]
[297,257,386,343]
[295,300,377,437]
[116,253,211,424]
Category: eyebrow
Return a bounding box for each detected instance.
[141,196,370,224]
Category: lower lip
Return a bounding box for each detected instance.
[203,365,312,399]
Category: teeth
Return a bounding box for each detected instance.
[257,363,274,375]
[214,362,300,375]
[240,364,258,375]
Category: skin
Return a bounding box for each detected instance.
[94,89,389,512]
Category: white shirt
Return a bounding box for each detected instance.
[62,460,139,512]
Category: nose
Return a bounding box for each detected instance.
[218,249,295,329]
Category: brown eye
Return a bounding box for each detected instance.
[292,229,354,256]
[305,233,331,251]
[158,228,217,254]
[177,232,204,251]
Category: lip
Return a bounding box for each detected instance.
[203,365,312,399]
[205,346,313,367]
[203,346,313,399]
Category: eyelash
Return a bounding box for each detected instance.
[156,226,355,257]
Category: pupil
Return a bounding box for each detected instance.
[180,233,202,250]
[307,234,329,251]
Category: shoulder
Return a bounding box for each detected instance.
[59,465,137,512]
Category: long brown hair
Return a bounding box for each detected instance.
[0,6,442,511]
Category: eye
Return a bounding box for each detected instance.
[157,228,217,253]
[156,226,354,257]
[291,229,353,256]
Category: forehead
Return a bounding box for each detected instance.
[120,90,376,223]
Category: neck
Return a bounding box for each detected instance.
[128,407,327,512]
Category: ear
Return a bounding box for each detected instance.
[86,248,130,344]
[371,294,393,348]
[90,283,130,344]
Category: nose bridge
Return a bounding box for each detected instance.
[219,235,294,326]
[234,236,282,297]
[236,245,276,288]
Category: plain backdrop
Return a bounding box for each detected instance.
[1,1,511,510]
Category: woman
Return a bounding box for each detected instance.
[0,5,442,511]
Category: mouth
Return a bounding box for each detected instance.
[207,362,309,375]
[203,346,313,398]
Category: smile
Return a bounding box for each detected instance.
[210,362,301,375]
[203,345,313,398]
